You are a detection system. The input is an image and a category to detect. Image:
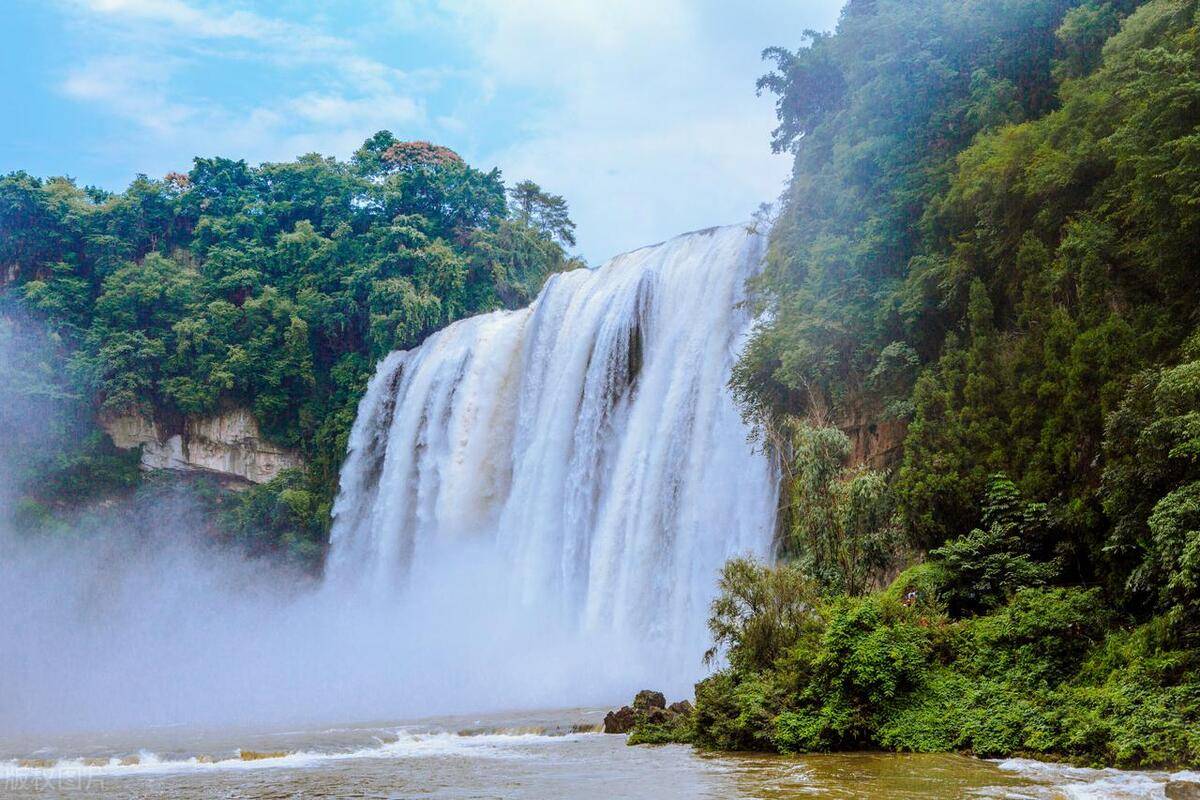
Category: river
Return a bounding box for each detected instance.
[1,709,1189,799]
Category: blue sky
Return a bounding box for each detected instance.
[0,1,844,262]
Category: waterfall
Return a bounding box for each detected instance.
[326,224,777,680]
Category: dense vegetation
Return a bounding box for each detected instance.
[0,134,579,566]
[638,0,1200,769]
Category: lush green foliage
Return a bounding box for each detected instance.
[690,0,1200,769]
[1102,334,1200,614]
[0,314,141,524]
[744,0,1200,615]
[704,558,822,674]
[217,469,328,566]
[928,475,1060,615]
[776,422,898,594]
[1,133,579,564]
[738,0,1197,552]
[894,0,1200,550]
[685,558,1200,767]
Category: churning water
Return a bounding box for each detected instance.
[324,224,777,681]
[1,709,1187,800]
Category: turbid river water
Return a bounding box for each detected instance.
[1,709,1191,799]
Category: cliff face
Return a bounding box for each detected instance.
[841,411,907,470]
[100,408,303,485]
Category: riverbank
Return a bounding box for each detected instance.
[2,708,1193,799]
[618,694,1200,795]
[612,557,1200,773]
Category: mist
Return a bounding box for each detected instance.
[0,317,658,737]
[0,227,774,738]
[0,512,654,735]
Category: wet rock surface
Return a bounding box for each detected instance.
[1167,780,1200,800]
[603,706,636,734]
[633,690,665,711]
[604,689,694,743]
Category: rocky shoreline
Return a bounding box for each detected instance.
[603,690,694,745]
[604,690,1200,799]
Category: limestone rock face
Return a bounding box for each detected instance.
[100,408,303,485]
[838,404,907,469]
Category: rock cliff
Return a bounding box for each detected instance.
[100,408,303,485]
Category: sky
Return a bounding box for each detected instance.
[0,0,844,263]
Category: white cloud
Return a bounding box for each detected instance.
[74,0,360,65]
[435,0,695,85]
[419,0,842,260]
[57,0,429,171]
[287,93,421,128]
[51,0,845,260]
[61,55,195,137]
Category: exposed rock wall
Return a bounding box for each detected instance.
[842,413,907,469]
[100,408,303,485]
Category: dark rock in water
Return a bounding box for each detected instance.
[668,700,693,716]
[643,706,670,725]
[1167,781,1200,800]
[603,705,635,734]
[633,689,666,711]
[609,689,696,742]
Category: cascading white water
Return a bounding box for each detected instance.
[326,224,777,679]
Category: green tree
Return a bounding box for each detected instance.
[507,180,577,247]
[0,131,580,567]
[782,422,898,594]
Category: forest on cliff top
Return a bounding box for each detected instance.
[0,136,578,565]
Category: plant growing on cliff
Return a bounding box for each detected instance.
[1102,332,1200,618]
[0,313,140,524]
[780,422,898,595]
[928,474,1061,615]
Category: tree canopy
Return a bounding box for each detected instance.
[0,132,582,565]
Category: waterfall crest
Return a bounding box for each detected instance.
[327,224,777,676]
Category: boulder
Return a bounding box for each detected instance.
[643,706,670,725]
[609,690,695,740]
[1166,781,1200,800]
[633,689,666,711]
[668,700,694,716]
[603,705,635,734]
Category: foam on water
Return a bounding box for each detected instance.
[3,726,1188,797]
[0,729,598,781]
[997,757,1199,799]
